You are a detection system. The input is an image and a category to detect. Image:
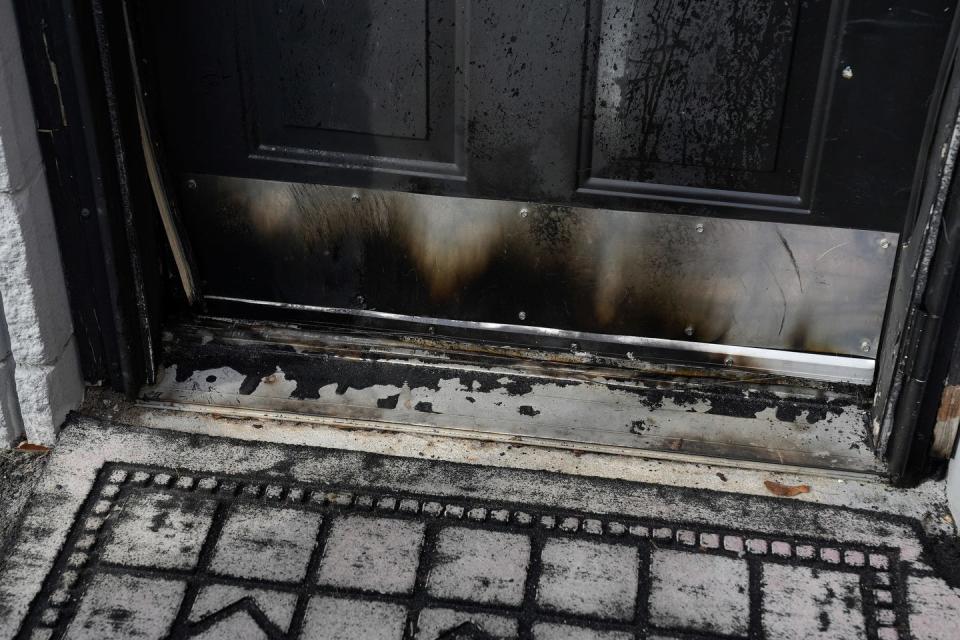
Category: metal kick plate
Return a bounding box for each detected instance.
[180,174,897,359]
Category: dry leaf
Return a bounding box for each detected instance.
[16,442,50,453]
[764,480,810,497]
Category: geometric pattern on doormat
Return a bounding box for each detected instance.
[14,464,904,640]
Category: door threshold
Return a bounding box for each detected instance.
[141,320,884,476]
[81,387,955,525]
[130,398,883,482]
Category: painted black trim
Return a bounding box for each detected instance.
[888,133,960,484]
[877,19,960,484]
[11,0,160,392]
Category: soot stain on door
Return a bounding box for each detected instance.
[181,176,896,357]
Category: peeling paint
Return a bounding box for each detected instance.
[933,385,960,459]
[144,327,881,473]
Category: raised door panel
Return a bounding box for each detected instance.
[276,1,430,140]
[462,0,589,202]
[576,0,956,231]
[244,0,466,181]
[138,0,467,188]
[578,0,827,210]
[138,0,956,232]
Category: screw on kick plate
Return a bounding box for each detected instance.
[860,339,871,353]
[518,311,527,321]
[186,179,197,190]
[695,223,704,233]
[724,356,735,366]
[842,65,854,80]
[351,192,361,203]
[879,238,891,250]
[519,208,529,218]
[684,325,695,337]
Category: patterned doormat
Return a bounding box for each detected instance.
[0,417,957,639]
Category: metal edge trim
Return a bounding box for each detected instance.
[578,177,807,212]
[204,295,876,384]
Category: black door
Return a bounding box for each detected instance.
[130,0,957,373]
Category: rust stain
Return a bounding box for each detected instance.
[16,442,50,453]
[936,384,960,423]
[933,384,960,458]
[763,480,811,497]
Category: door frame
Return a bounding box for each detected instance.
[12,0,960,483]
[876,31,960,484]
[12,0,162,393]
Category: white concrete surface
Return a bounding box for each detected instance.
[0,0,83,444]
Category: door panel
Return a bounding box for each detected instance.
[583,0,806,194]
[246,0,465,178]
[275,1,431,140]
[138,0,956,231]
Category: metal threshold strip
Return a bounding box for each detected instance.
[206,295,876,385]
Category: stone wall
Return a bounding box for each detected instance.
[0,0,83,445]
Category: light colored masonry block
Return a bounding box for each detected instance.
[0,292,23,445]
[0,0,84,444]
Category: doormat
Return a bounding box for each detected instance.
[0,417,957,639]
